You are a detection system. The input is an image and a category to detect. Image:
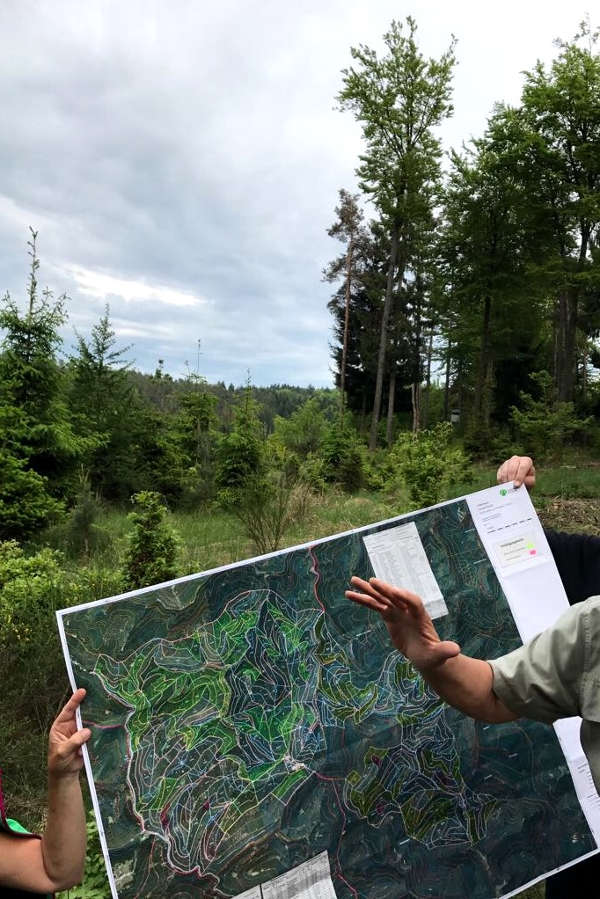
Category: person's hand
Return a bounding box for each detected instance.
[496,455,536,490]
[47,689,91,778]
[345,577,460,672]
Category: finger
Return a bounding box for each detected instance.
[54,688,86,723]
[349,577,394,606]
[345,590,390,614]
[59,729,91,759]
[514,456,532,487]
[368,578,423,607]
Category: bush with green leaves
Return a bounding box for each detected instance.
[271,397,328,459]
[60,470,111,559]
[0,540,64,652]
[510,371,590,462]
[216,429,263,495]
[215,390,264,505]
[0,445,62,540]
[122,491,179,590]
[320,422,365,492]
[388,423,469,508]
[231,468,299,554]
[0,540,123,828]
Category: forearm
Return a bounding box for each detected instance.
[418,654,518,723]
[41,772,86,888]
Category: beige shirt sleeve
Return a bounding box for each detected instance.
[487,600,594,724]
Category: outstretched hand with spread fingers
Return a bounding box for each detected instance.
[346,577,461,672]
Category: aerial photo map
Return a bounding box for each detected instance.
[58,491,597,898]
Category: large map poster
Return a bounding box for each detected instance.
[58,486,598,898]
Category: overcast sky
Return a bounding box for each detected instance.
[0,0,592,386]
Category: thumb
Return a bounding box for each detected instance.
[431,640,461,664]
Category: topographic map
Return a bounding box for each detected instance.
[58,495,596,898]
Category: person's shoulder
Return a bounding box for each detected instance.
[581,595,600,612]
[580,596,600,631]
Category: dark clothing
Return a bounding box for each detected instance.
[545,529,600,606]
[543,529,600,899]
[0,890,50,898]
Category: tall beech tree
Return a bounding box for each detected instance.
[338,17,456,449]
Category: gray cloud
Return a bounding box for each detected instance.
[0,0,589,385]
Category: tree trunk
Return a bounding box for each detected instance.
[369,224,400,451]
[410,275,423,434]
[422,328,433,429]
[555,287,578,403]
[340,235,354,422]
[386,367,396,446]
[475,295,493,431]
[411,382,421,432]
[444,341,451,421]
[360,391,367,434]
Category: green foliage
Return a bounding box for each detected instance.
[0,540,64,651]
[389,423,469,508]
[67,306,133,496]
[0,230,82,491]
[320,423,365,491]
[230,468,300,555]
[216,388,264,504]
[337,17,457,448]
[0,448,62,539]
[122,491,178,590]
[0,230,66,417]
[271,397,328,459]
[510,371,590,462]
[297,453,328,492]
[216,430,262,496]
[58,808,111,899]
[175,389,219,505]
[0,539,124,827]
[62,470,111,559]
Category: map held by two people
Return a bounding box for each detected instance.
[57,485,600,898]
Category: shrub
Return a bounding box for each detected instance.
[388,423,469,508]
[320,423,365,492]
[271,397,328,459]
[510,371,590,462]
[0,449,62,540]
[122,491,178,590]
[0,541,123,828]
[231,469,298,555]
[215,391,265,505]
[61,470,111,558]
[0,540,64,652]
